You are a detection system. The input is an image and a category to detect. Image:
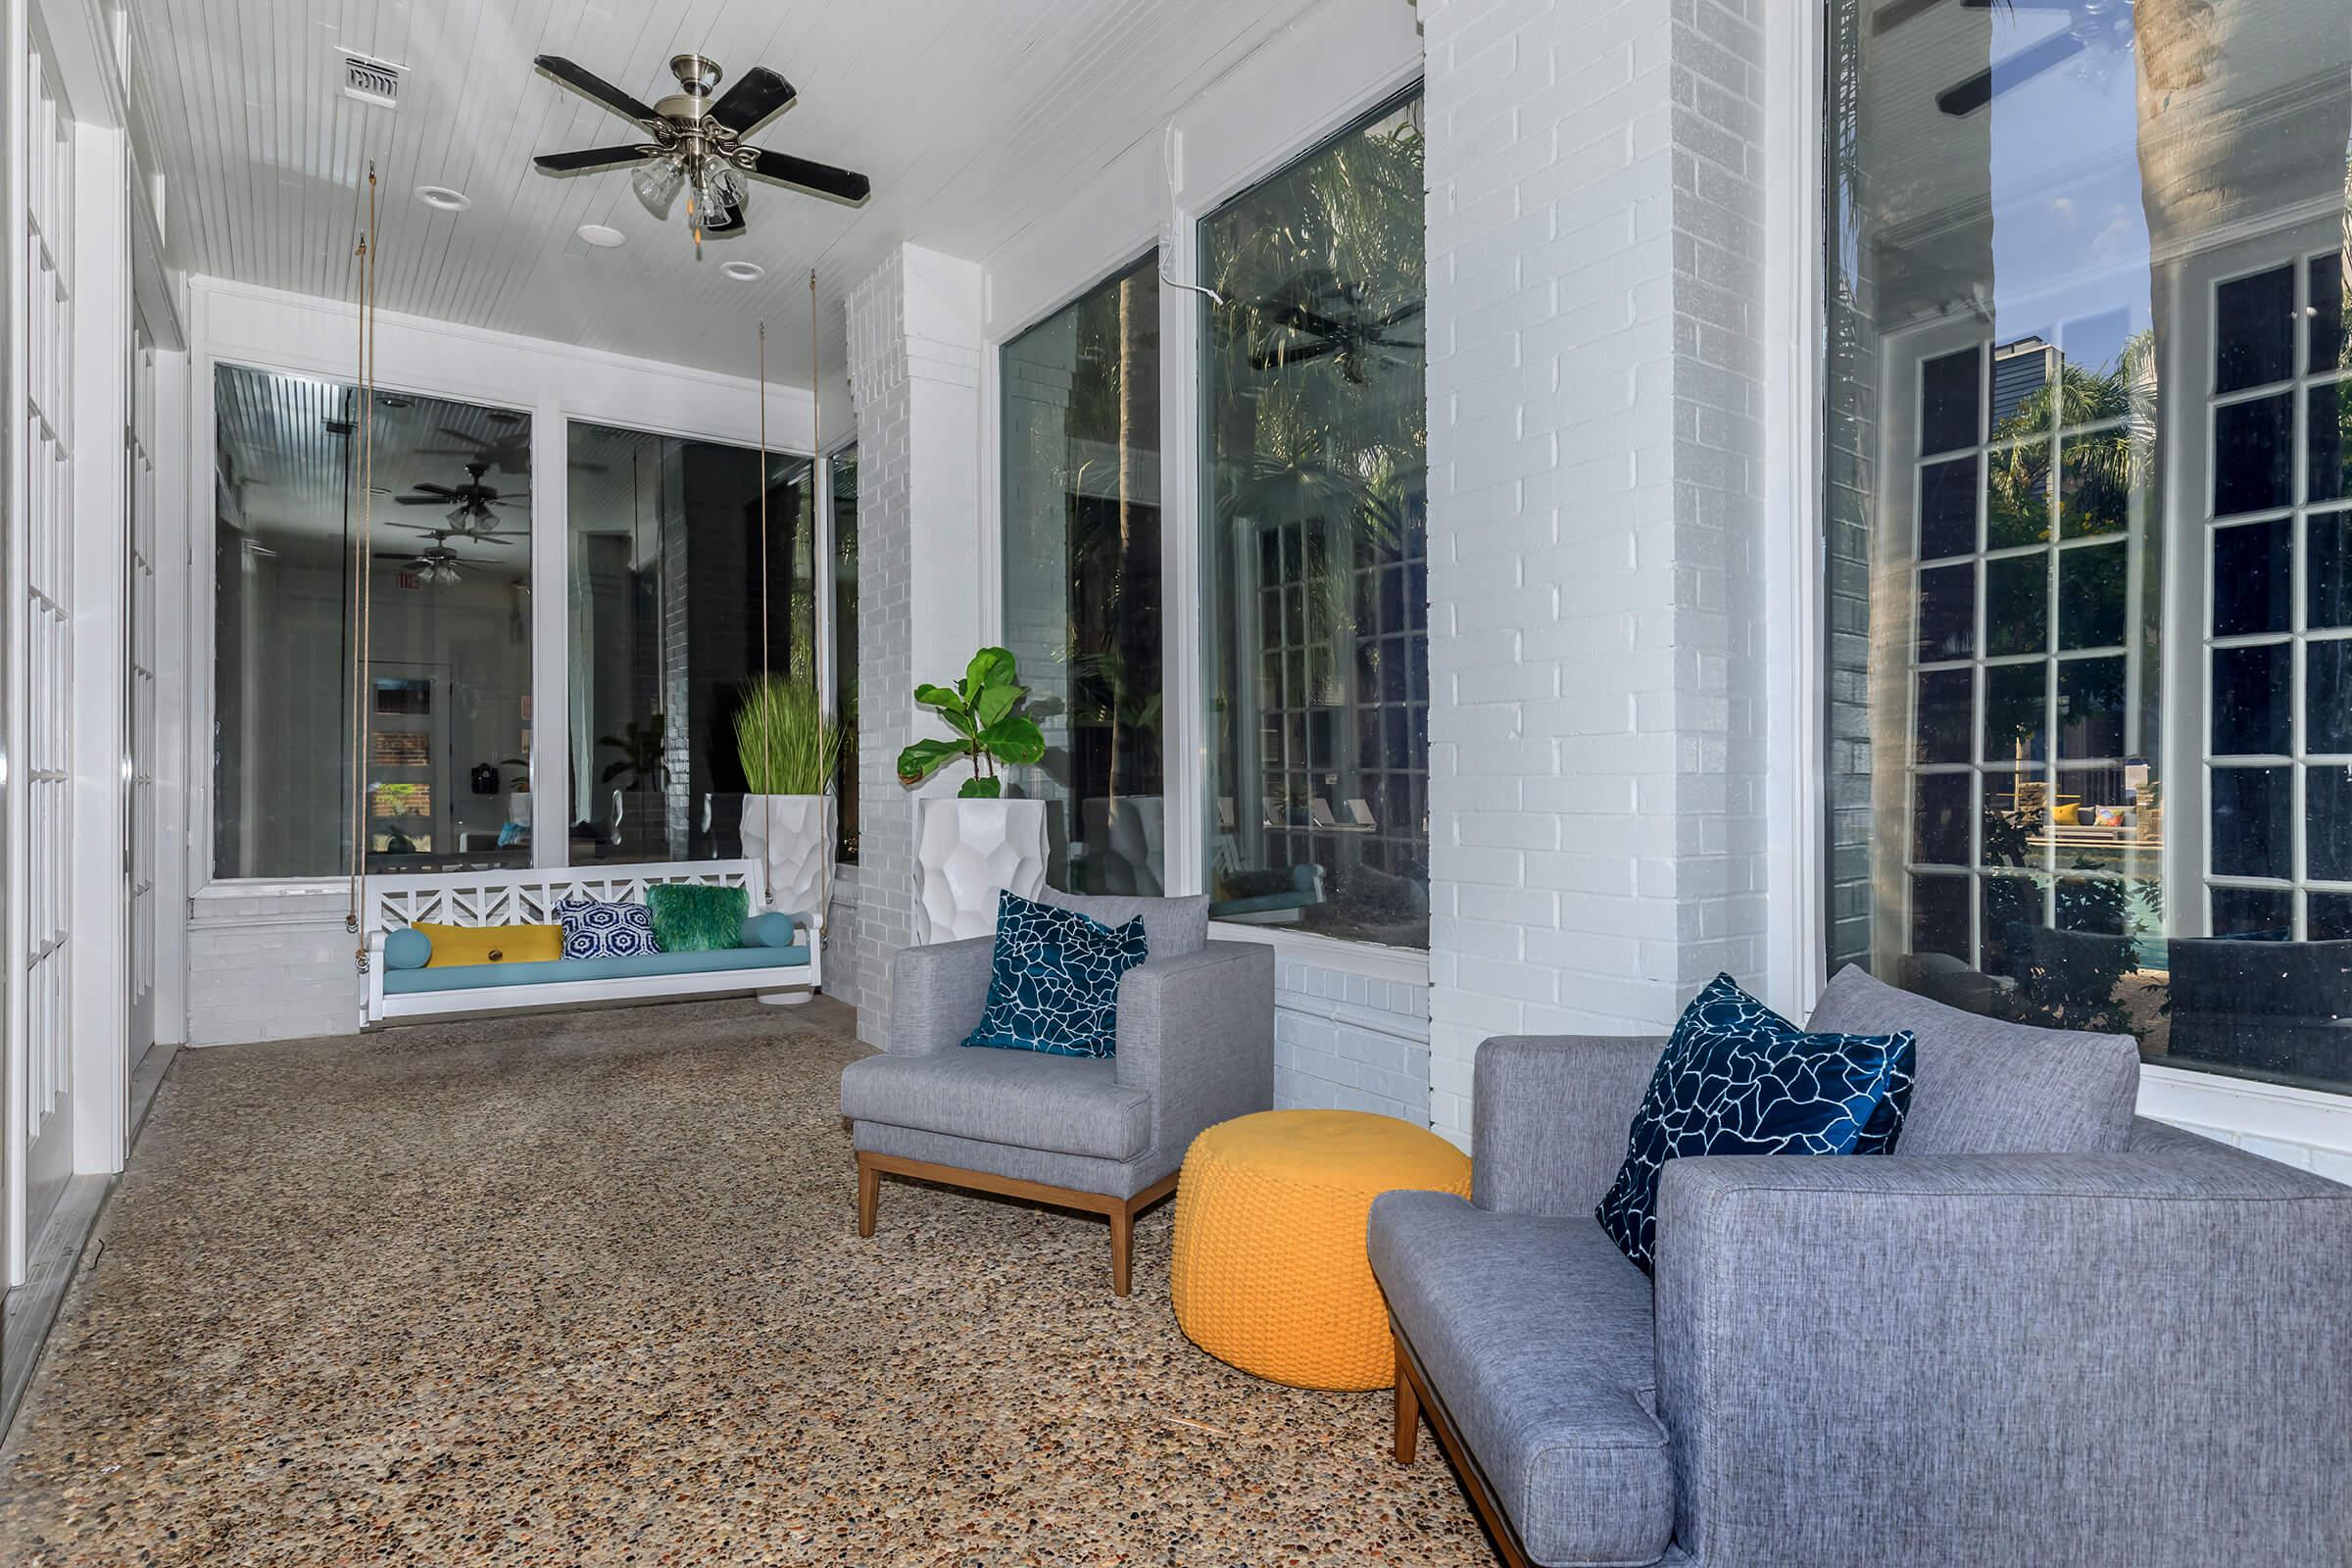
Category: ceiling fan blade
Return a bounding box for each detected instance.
[1937,27,2086,117]
[744,147,870,204]
[1251,341,1345,371]
[1270,305,1348,337]
[535,144,655,175]
[709,67,795,134]
[493,497,531,507]
[409,482,459,496]
[533,55,664,131]
[396,494,451,506]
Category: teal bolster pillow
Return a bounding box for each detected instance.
[645,882,752,954]
[384,927,432,970]
[741,910,801,949]
[964,890,1150,1058]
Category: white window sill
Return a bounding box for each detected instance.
[2138,1062,2352,1167]
[1208,920,1430,989]
[193,877,349,901]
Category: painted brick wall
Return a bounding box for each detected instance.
[1270,954,1432,1123]
[186,893,360,1045]
[1420,0,1772,1146]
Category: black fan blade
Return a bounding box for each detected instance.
[534,55,664,130]
[396,494,452,506]
[710,67,795,134]
[745,147,870,204]
[535,144,655,174]
[699,196,748,235]
[1269,305,1348,338]
[408,482,459,496]
[1937,27,2085,117]
[1251,341,1344,371]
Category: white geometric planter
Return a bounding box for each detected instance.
[741,794,835,929]
[914,796,1048,944]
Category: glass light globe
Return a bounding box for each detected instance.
[695,161,745,218]
[631,155,684,220]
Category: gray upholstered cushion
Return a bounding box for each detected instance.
[1804,963,2138,1154]
[839,1048,1151,1161]
[1369,1193,1673,1567]
[1036,890,1209,957]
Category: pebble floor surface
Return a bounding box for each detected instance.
[0,998,1496,1566]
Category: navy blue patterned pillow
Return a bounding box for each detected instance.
[964,891,1151,1059]
[557,896,659,959]
[1595,973,1915,1275]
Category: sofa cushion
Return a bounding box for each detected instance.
[1369,1194,1672,1568]
[382,943,808,995]
[1036,889,1209,957]
[413,920,562,967]
[840,1049,1152,1161]
[646,882,751,954]
[1596,973,1915,1274]
[1805,963,2139,1154]
[558,895,659,959]
[965,890,1151,1058]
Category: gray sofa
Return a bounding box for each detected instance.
[1368,964,2352,1567]
[840,891,1273,1295]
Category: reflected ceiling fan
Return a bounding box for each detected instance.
[529,52,872,252]
[398,462,526,533]
[1874,0,2134,118]
[376,527,512,587]
[1250,271,1424,384]
[415,411,575,476]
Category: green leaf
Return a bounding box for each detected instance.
[978,714,1045,767]
[972,681,1020,730]
[958,775,1004,800]
[965,646,1017,696]
[913,682,962,710]
[896,738,963,786]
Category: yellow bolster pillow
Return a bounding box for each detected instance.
[414,921,563,967]
[2051,804,2082,826]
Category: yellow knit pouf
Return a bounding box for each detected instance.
[1170,1108,1472,1391]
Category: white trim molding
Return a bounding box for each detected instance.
[2139,1065,2352,1183]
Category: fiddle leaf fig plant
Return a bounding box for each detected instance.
[896,646,1046,799]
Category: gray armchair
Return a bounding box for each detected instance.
[1368,964,2352,1568]
[839,892,1273,1296]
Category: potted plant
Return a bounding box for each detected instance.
[735,674,845,943]
[896,647,1049,943]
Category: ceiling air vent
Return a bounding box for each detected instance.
[339,50,404,109]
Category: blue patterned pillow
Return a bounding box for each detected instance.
[557,896,659,959]
[1595,973,1915,1275]
[963,891,1151,1058]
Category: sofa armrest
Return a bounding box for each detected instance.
[1471,1034,1664,1217]
[1651,1143,2352,1564]
[1114,941,1274,1159]
[886,936,996,1055]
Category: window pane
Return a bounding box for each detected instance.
[566,423,813,864]
[1202,89,1426,947]
[212,366,533,878]
[1825,3,2352,1092]
[2214,393,2293,516]
[830,447,859,863]
[2215,267,2295,394]
[2211,643,2292,758]
[1002,257,1163,895]
[2215,519,2290,637]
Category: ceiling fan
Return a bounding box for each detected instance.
[376,527,511,587]
[529,52,872,251]
[1874,0,2133,118]
[415,411,576,476]
[397,462,526,533]
[1249,271,1424,384]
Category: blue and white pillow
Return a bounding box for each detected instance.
[963,890,1151,1058]
[1595,973,1915,1275]
[557,896,659,959]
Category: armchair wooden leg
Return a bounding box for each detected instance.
[1393,1333,1421,1463]
[1109,1200,1136,1298]
[856,1152,879,1238]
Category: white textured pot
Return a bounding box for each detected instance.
[741,794,835,930]
[914,796,1048,944]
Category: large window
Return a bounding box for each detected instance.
[213,366,534,878]
[830,444,859,863]
[1201,89,1427,947]
[566,422,813,863]
[1825,1,2352,1090]
[1001,256,1164,894]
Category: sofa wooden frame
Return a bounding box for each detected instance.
[361,859,818,1025]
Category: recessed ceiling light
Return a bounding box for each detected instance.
[721,261,765,282]
[415,184,470,212]
[577,223,626,249]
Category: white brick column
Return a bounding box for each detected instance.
[844,245,986,1046]
[1422,0,1771,1144]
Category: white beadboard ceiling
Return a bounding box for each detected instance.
[133,0,1328,389]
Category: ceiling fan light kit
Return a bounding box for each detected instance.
[531,51,872,253]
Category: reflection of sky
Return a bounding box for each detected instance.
[1985,8,2152,374]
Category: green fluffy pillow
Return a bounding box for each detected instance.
[646,883,751,954]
